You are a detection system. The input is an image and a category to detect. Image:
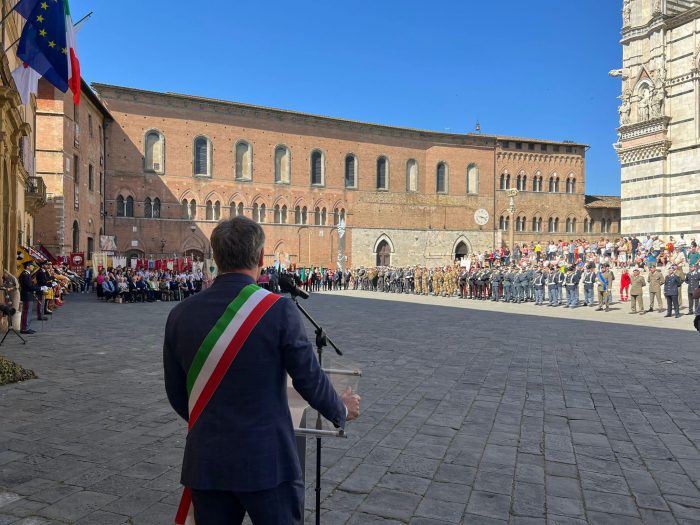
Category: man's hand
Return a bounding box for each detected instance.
[341,386,361,422]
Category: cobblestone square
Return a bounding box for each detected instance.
[1,293,700,524]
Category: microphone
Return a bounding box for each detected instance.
[279,274,309,300]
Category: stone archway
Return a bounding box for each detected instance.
[454,241,469,261]
[376,240,391,266]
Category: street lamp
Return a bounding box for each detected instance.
[505,188,519,256]
[189,224,196,234]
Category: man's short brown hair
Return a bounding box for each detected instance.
[210,217,265,272]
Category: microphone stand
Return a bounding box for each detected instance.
[291,294,342,525]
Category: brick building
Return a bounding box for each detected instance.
[34,79,111,261]
[91,83,620,268]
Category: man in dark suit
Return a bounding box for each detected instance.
[19,261,41,334]
[164,217,360,524]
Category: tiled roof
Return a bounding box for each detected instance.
[585,195,621,209]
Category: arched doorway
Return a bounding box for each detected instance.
[376,240,391,266]
[454,241,469,261]
[185,249,204,262]
[72,221,80,252]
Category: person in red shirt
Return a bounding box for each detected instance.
[620,267,631,302]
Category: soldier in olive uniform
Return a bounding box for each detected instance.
[647,266,665,312]
[597,263,615,312]
[415,266,422,295]
[629,268,646,314]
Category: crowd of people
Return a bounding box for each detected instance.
[88,267,207,303]
[290,236,700,322]
[12,260,83,334]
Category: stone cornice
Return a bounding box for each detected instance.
[618,116,670,141]
[615,139,671,164]
[620,6,700,44]
[665,6,700,29]
[496,151,582,165]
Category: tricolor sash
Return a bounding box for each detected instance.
[175,284,280,525]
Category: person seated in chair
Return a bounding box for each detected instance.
[102,276,118,302]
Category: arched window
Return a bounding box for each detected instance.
[500,173,506,190]
[506,174,511,189]
[571,217,576,232]
[302,206,308,225]
[259,203,266,223]
[310,150,324,186]
[294,205,301,224]
[193,136,211,177]
[534,176,543,192]
[499,215,509,231]
[144,197,152,218]
[345,154,357,188]
[274,145,290,183]
[252,203,259,223]
[314,206,321,226]
[189,199,196,220]
[117,195,125,217]
[321,207,327,225]
[152,198,160,218]
[274,204,281,224]
[549,177,557,192]
[333,208,340,225]
[281,205,288,224]
[566,177,576,194]
[436,162,447,193]
[72,220,79,252]
[182,199,189,219]
[214,201,221,220]
[340,209,346,222]
[235,141,252,180]
[516,216,526,232]
[406,159,418,192]
[376,156,388,190]
[206,200,214,221]
[566,218,575,233]
[532,217,542,232]
[376,240,391,266]
[144,130,164,173]
[467,164,479,195]
[517,173,527,191]
[125,196,134,217]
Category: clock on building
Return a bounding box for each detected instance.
[474,208,489,226]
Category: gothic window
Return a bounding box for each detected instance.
[321,207,327,225]
[72,221,79,252]
[259,203,266,223]
[206,200,214,221]
[125,196,134,217]
[340,209,346,222]
[274,204,281,224]
[145,130,164,173]
[436,162,447,193]
[235,140,253,180]
[406,159,418,192]
[314,206,321,226]
[182,199,189,219]
[153,198,160,218]
[116,195,124,217]
[345,154,357,188]
[566,177,576,194]
[252,203,259,223]
[376,240,391,266]
[302,206,308,225]
[274,145,290,183]
[333,208,340,225]
[281,205,288,224]
[214,201,220,220]
[506,174,511,189]
[499,215,509,231]
[294,205,301,224]
[500,173,506,190]
[532,217,542,233]
[566,218,577,233]
[144,197,152,218]
[237,202,244,217]
[549,176,560,193]
[467,164,479,194]
[193,136,211,177]
[189,199,197,220]
[516,216,526,232]
[548,217,559,233]
[376,156,388,190]
[310,150,324,185]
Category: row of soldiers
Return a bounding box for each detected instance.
[352,263,618,309]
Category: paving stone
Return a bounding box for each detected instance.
[359,488,421,522]
[466,490,511,521]
[583,490,640,517]
[37,490,118,521]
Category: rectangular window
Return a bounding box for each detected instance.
[515,142,522,150]
[99,172,103,194]
[565,146,573,153]
[502,141,509,148]
[74,155,79,210]
[528,143,534,150]
[87,237,94,261]
[88,164,94,191]
[88,114,93,137]
[540,144,547,152]
[553,145,560,153]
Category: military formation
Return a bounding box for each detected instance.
[349,262,700,317]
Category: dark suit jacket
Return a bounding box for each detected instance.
[163,272,346,492]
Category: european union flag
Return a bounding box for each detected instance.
[16,0,69,93]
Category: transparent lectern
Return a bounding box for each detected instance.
[289,356,361,525]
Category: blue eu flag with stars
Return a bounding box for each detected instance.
[16,0,69,93]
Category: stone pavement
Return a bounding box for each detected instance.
[0,292,699,524]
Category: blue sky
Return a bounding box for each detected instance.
[72,0,623,195]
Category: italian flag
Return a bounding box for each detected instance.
[64,0,80,105]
